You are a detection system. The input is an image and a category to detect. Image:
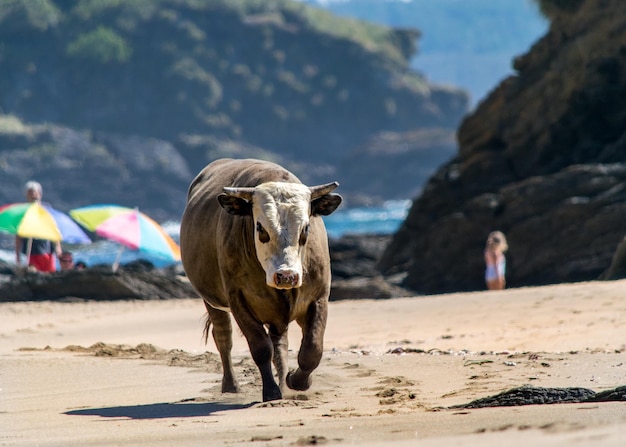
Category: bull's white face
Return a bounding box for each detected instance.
[218,179,341,290]
[250,182,310,289]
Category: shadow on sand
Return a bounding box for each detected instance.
[64,400,254,419]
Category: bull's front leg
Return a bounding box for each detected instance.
[230,295,282,402]
[287,298,327,391]
[269,325,289,391]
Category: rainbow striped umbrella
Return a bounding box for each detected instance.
[0,202,91,243]
[70,205,180,267]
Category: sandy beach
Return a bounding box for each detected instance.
[2,280,626,446]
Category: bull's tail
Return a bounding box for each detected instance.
[202,312,212,345]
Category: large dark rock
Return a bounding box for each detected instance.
[451,384,626,409]
[599,236,626,280]
[329,234,413,300]
[379,0,626,293]
[452,385,597,409]
[0,265,198,302]
[330,234,391,279]
[330,276,412,301]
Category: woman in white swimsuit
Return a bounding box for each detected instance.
[484,231,508,290]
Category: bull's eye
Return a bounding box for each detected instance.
[256,221,270,243]
[299,224,310,246]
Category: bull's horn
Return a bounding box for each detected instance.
[223,186,254,200]
[309,181,339,199]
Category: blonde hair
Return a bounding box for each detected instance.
[486,231,508,252]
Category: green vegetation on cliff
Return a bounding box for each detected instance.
[0,0,464,160]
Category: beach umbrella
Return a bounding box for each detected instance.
[70,204,181,270]
[0,202,92,244]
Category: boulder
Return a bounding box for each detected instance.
[329,234,413,299]
[330,276,412,301]
[599,236,626,280]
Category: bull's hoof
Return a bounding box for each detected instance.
[222,380,241,394]
[263,385,283,402]
[286,370,312,391]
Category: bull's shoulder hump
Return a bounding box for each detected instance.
[199,158,302,188]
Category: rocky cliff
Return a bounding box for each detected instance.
[379,0,626,293]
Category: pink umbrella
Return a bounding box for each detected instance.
[70,204,180,271]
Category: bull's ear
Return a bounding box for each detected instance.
[311,193,342,216]
[217,193,252,216]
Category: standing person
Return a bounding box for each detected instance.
[15,181,63,272]
[484,230,508,290]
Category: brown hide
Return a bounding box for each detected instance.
[180,158,339,402]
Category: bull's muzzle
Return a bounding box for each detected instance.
[273,270,300,289]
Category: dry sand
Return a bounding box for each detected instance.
[1,279,626,446]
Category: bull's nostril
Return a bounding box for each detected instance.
[274,271,299,286]
[274,272,283,285]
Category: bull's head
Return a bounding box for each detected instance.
[218,181,342,289]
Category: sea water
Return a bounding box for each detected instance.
[0,200,411,269]
[322,199,410,239]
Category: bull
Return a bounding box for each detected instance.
[180,158,342,401]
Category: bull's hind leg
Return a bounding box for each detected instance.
[287,299,327,391]
[204,303,240,393]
